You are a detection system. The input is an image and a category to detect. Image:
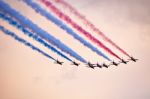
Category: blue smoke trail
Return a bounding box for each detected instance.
[0,12,73,62]
[23,0,111,61]
[0,25,56,61]
[0,0,87,63]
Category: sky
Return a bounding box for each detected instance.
[0,0,150,99]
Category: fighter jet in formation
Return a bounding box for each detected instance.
[71,61,80,66]
[128,56,138,62]
[110,61,120,66]
[102,63,110,68]
[120,59,129,64]
[96,63,102,68]
[54,59,64,65]
[86,62,96,69]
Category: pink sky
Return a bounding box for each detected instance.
[0,0,150,99]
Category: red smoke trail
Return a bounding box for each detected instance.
[52,0,130,57]
[39,0,121,59]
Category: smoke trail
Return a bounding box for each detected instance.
[0,12,73,62]
[0,0,87,63]
[0,25,56,61]
[38,0,121,60]
[53,0,130,57]
[23,0,111,61]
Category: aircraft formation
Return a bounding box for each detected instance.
[55,57,138,69]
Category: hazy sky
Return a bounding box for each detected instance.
[0,0,150,99]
